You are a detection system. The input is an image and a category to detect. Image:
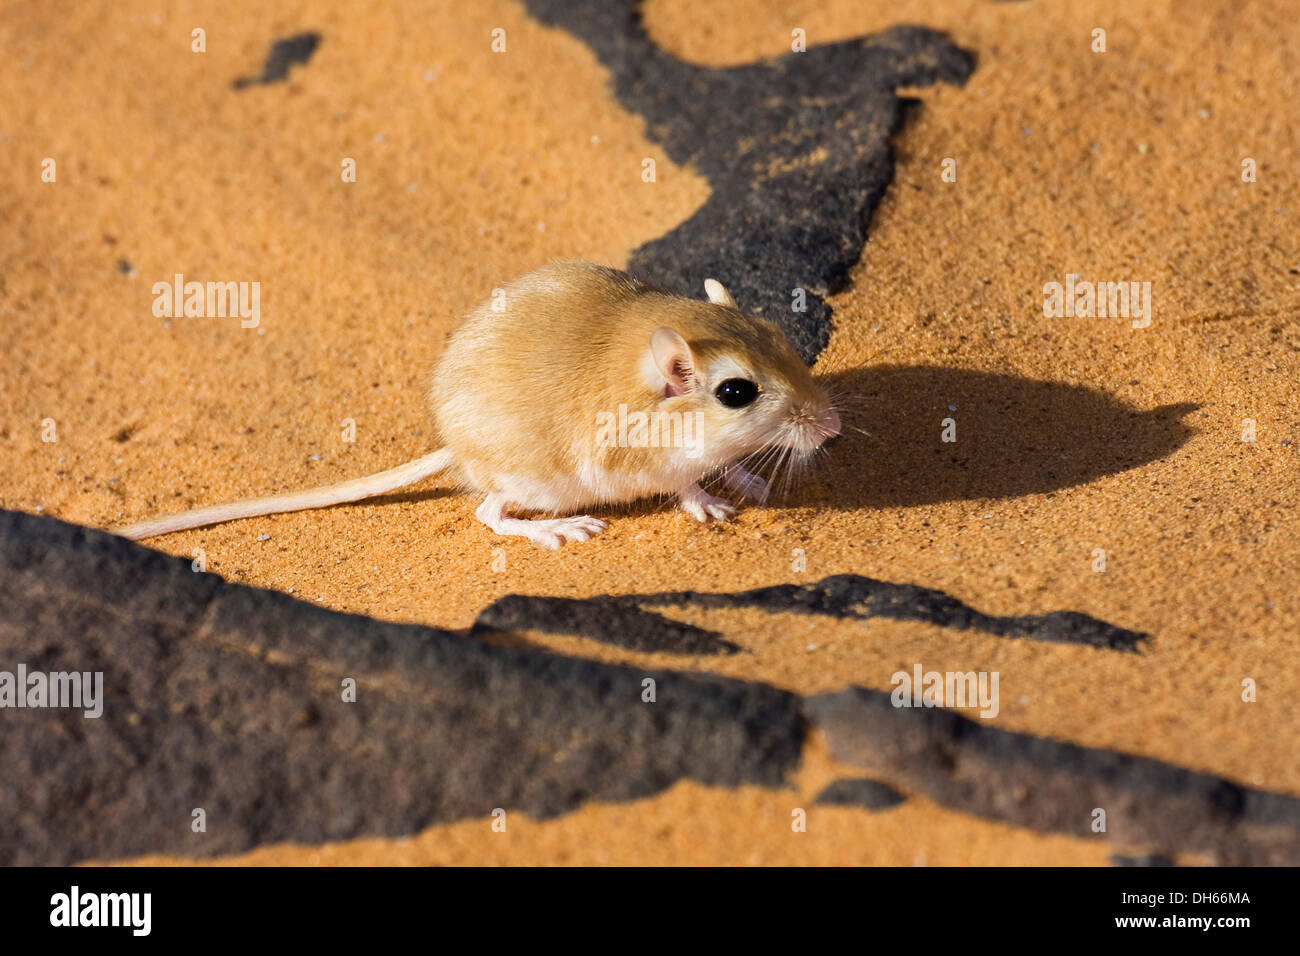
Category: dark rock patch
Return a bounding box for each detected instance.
[0,510,802,865]
[807,686,1300,865]
[815,777,907,811]
[485,574,1148,654]
[233,33,321,89]
[473,593,741,655]
[520,0,975,363]
[655,574,1150,652]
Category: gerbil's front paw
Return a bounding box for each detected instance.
[678,485,736,523]
[723,466,770,504]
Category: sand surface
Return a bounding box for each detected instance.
[2,0,1297,864]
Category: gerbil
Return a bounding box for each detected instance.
[115,261,840,548]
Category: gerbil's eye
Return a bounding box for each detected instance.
[715,378,759,408]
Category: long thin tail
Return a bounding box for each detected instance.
[113,449,455,540]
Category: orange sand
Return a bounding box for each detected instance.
[3,0,1297,864]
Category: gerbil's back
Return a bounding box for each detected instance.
[455,261,646,350]
[429,262,660,473]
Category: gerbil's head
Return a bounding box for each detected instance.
[645,278,840,468]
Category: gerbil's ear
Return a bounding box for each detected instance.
[650,326,696,396]
[704,278,737,309]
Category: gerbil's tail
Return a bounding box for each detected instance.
[113,449,455,541]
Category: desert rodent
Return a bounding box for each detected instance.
[116,261,840,548]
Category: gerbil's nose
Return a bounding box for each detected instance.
[823,407,841,438]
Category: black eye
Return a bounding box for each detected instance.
[715,378,759,408]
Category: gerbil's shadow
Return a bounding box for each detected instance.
[352,488,457,509]
[792,366,1197,510]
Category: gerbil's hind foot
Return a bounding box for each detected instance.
[678,484,736,523]
[475,494,607,550]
